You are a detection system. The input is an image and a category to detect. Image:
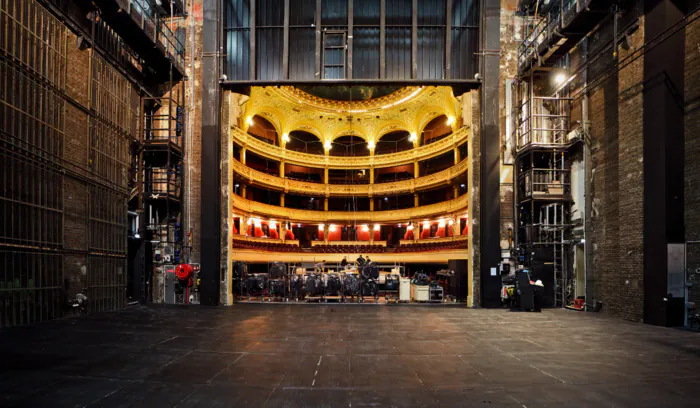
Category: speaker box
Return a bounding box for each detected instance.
[448,260,468,301]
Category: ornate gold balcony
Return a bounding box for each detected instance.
[230,125,469,170]
[231,194,468,224]
[231,157,468,196]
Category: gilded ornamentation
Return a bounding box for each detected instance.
[231,158,469,197]
[230,125,468,170]
[231,194,468,224]
[242,86,464,144]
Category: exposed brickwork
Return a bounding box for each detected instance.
[65,32,90,106]
[468,90,481,306]
[615,19,645,322]
[185,1,204,263]
[685,17,700,305]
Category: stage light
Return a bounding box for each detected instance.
[555,72,567,85]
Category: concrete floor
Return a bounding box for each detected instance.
[1,305,699,408]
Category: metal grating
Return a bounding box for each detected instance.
[89,186,128,255]
[89,119,131,189]
[91,54,135,134]
[87,255,126,313]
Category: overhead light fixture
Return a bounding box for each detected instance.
[446,116,455,126]
[362,224,369,232]
[247,218,252,225]
[329,224,336,232]
[407,224,414,230]
[324,140,332,150]
[448,219,454,226]
[235,184,240,188]
[269,220,277,229]
[384,197,388,201]
[246,116,254,126]
[438,219,445,228]
[298,223,301,228]
[398,223,402,227]
[367,140,375,149]
[460,184,465,188]
[282,132,290,143]
[554,72,567,85]
[409,132,418,142]
[374,224,380,231]
[319,224,325,230]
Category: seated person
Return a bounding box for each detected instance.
[356,254,366,266]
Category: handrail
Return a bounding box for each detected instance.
[230,125,469,170]
[231,158,468,197]
[231,194,469,224]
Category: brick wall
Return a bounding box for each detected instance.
[185,0,204,263]
[685,16,700,305]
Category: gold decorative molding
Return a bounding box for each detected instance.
[241,86,464,145]
[232,157,468,196]
[231,194,468,224]
[231,125,468,170]
[230,249,467,263]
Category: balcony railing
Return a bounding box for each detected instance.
[518,168,570,199]
[113,0,185,70]
[515,96,571,150]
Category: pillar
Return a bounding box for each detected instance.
[414,160,419,178]
[324,167,329,184]
[324,197,328,211]
[280,222,287,242]
[454,147,460,164]
[453,219,460,236]
[453,185,459,199]
[241,185,247,198]
[324,224,330,244]
[280,193,285,207]
[240,147,246,165]
[414,193,419,207]
[280,160,285,177]
[370,167,374,184]
[370,198,374,211]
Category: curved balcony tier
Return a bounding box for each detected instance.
[232,158,468,197]
[231,194,468,224]
[231,125,468,170]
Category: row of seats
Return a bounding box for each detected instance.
[232,238,300,252]
[396,240,467,252]
[232,238,466,253]
[311,244,386,253]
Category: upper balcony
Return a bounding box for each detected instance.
[93,0,185,82]
[231,194,468,225]
[231,158,468,197]
[518,0,610,75]
[231,125,469,170]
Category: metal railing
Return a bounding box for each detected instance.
[515,96,571,150]
[123,0,185,69]
[519,168,571,198]
[145,167,181,199]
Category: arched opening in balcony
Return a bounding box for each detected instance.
[286,130,324,155]
[421,114,452,146]
[247,115,278,145]
[330,135,369,156]
[375,130,413,155]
